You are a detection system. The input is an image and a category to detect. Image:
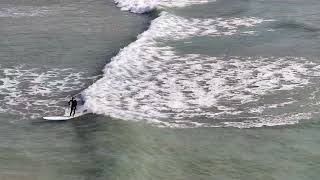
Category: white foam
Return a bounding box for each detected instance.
[0,6,53,18]
[145,12,268,40]
[223,113,312,128]
[114,0,157,13]
[0,65,99,119]
[82,11,317,128]
[114,0,212,13]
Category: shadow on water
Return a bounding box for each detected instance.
[27,114,120,180]
[2,113,320,180]
[37,114,117,180]
[55,114,156,180]
[69,114,111,180]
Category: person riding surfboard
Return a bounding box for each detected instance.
[68,97,77,117]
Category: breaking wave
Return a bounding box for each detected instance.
[82,1,320,128]
[114,0,212,13]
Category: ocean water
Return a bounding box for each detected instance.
[1,0,320,179]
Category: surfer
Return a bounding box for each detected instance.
[68,97,77,117]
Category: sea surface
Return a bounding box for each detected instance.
[0,0,320,179]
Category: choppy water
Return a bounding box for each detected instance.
[1,0,320,179]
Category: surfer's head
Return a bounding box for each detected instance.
[72,97,75,100]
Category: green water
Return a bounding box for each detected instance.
[0,0,150,69]
[0,115,319,180]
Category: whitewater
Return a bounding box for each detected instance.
[77,0,320,128]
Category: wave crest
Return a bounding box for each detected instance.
[114,0,212,13]
[80,12,317,128]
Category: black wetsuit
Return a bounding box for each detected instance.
[69,99,77,117]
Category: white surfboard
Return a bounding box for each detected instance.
[43,116,74,121]
[44,105,86,121]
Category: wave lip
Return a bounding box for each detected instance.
[114,0,212,13]
[147,12,268,40]
[114,0,157,13]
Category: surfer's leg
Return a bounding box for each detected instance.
[72,107,76,117]
[70,108,72,116]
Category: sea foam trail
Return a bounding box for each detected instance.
[0,65,99,119]
[0,6,54,17]
[114,0,211,13]
[82,9,320,128]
